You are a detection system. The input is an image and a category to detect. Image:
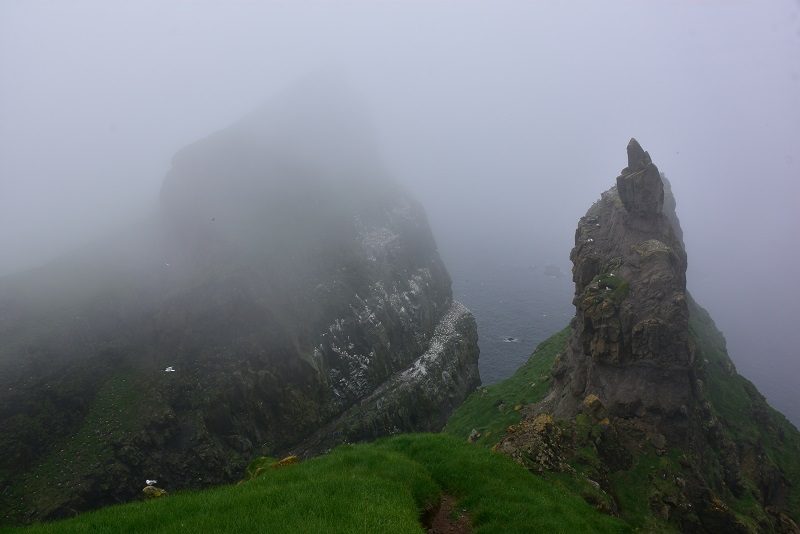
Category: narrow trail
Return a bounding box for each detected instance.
[423,495,471,534]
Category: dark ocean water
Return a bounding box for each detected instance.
[448,258,574,385]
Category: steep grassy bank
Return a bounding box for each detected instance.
[689,298,800,527]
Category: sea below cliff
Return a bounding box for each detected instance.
[445,250,573,385]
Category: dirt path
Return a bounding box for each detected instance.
[423,494,472,534]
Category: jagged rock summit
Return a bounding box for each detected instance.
[616,137,665,216]
[548,138,692,436]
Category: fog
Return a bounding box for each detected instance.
[1,1,798,422]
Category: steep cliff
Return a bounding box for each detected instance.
[493,139,800,532]
[0,85,480,523]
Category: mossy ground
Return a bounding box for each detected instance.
[4,434,628,534]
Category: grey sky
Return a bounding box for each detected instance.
[1,1,799,418]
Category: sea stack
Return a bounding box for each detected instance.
[549,137,692,437]
[496,139,800,531]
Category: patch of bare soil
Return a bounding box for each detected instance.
[422,494,472,534]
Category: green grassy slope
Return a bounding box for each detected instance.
[4,433,627,534]
[381,434,628,533]
[690,299,800,526]
[446,328,681,532]
[0,370,150,520]
[444,328,569,446]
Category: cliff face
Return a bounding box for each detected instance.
[498,139,800,532]
[0,86,480,523]
[296,300,480,456]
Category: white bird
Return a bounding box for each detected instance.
[146,479,157,486]
[587,238,594,243]
[164,366,175,373]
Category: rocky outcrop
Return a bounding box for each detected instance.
[296,301,480,456]
[502,139,800,532]
[547,138,693,435]
[0,83,480,523]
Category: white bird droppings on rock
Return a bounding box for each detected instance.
[402,301,469,380]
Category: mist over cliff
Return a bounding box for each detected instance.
[0,79,483,522]
[1,1,798,426]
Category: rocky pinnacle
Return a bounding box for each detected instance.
[502,139,800,531]
[547,139,692,438]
